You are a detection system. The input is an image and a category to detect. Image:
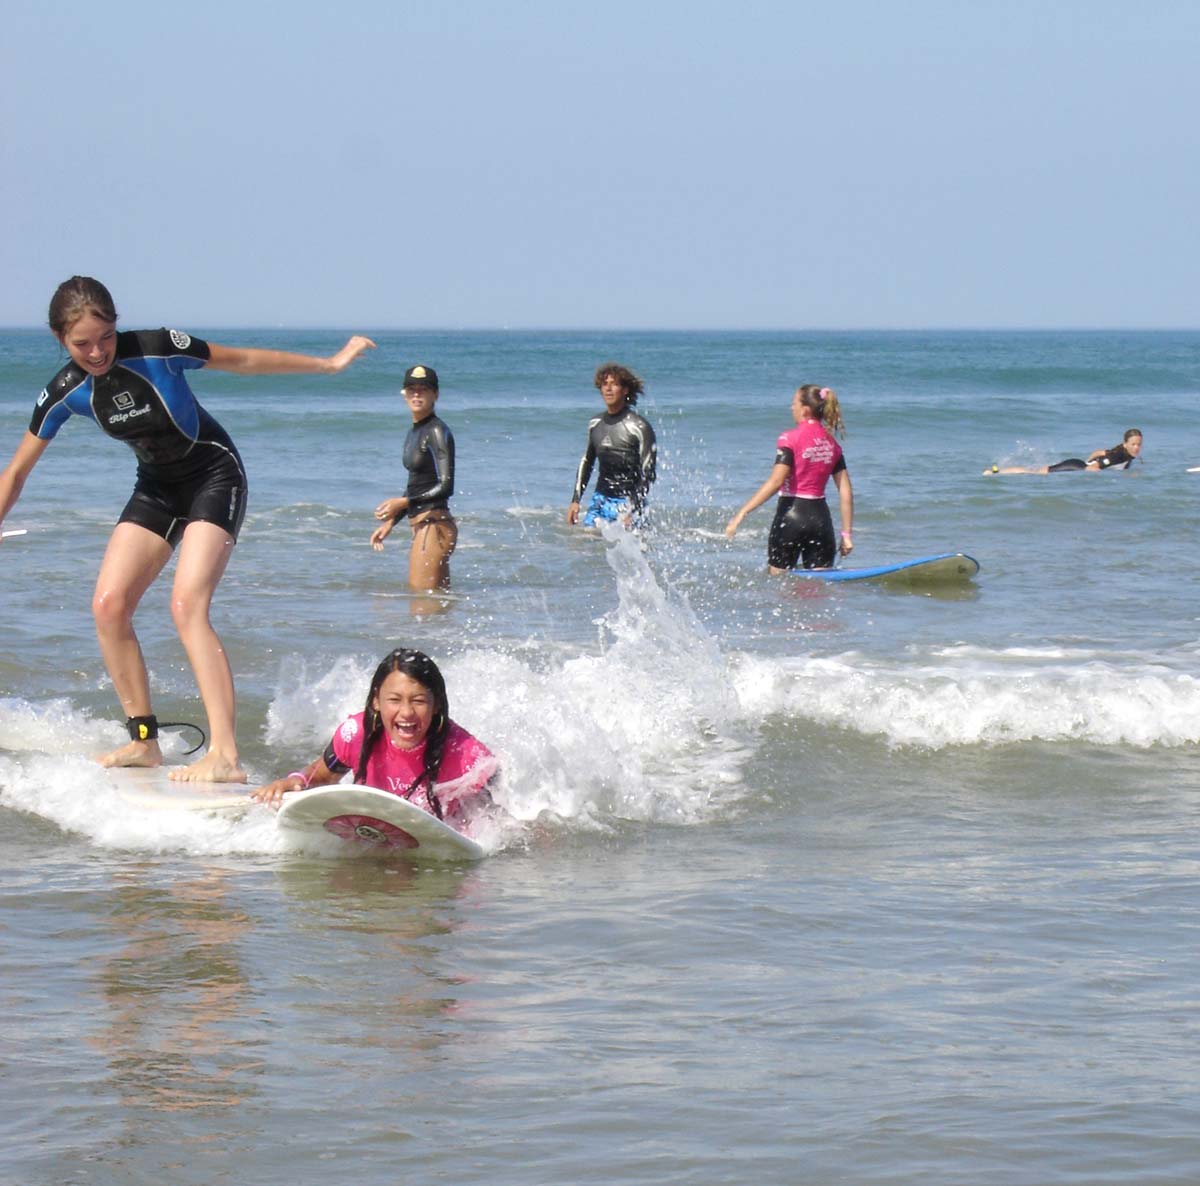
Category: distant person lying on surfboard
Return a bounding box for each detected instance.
[725,384,854,573]
[251,648,497,831]
[985,429,1143,474]
[0,275,374,784]
[567,362,657,528]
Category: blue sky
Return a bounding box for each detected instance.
[2,1,1196,328]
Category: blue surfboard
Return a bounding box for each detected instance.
[792,552,980,584]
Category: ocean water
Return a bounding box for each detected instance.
[2,327,1200,1184]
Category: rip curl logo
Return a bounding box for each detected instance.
[113,391,135,410]
[169,330,192,350]
[340,718,359,743]
[108,406,152,425]
[37,388,49,407]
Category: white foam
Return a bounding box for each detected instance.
[264,654,370,750]
[0,697,206,760]
[732,649,1200,749]
[0,751,285,856]
[469,526,752,825]
[259,524,756,834]
[11,525,1196,859]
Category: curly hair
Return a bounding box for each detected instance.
[594,362,645,407]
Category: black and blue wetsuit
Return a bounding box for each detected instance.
[400,413,455,516]
[29,328,246,545]
[571,407,657,520]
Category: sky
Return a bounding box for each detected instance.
[2,0,1197,329]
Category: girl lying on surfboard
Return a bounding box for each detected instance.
[985,429,1143,474]
[725,384,854,572]
[251,648,498,832]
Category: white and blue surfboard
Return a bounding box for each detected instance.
[793,552,980,585]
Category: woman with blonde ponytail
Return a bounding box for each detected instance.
[725,384,854,573]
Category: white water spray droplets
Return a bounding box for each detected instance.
[452,525,756,828]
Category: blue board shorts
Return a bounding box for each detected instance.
[582,493,630,526]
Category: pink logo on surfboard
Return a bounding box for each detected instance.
[323,814,419,849]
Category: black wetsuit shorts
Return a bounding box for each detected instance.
[120,450,247,547]
[768,496,835,570]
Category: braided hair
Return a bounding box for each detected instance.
[354,648,451,819]
[796,384,846,439]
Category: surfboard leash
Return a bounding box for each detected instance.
[158,721,208,756]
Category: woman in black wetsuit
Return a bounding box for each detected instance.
[986,429,1143,474]
[0,276,375,782]
[370,364,457,590]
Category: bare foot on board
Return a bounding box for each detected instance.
[167,751,248,784]
[96,738,163,769]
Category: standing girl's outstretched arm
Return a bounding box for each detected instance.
[725,463,790,538]
[205,335,376,376]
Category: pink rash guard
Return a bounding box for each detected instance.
[775,419,844,498]
[326,712,498,826]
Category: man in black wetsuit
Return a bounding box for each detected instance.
[567,363,657,527]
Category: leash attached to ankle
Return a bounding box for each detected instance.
[126,714,159,742]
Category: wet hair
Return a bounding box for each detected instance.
[796,384,846,439]
[1123,428,1143,443]
[48,276,118,339]
[354,647,450,819]
[594,362,644,407]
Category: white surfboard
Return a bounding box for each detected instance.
[108,765,253,813]
[275,784,485,861]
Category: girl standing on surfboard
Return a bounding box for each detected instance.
[0,276,375,783]
[251,648,497,831]
[369,364,458,591]
[984,429,1143,474]
[725,384,854,572]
